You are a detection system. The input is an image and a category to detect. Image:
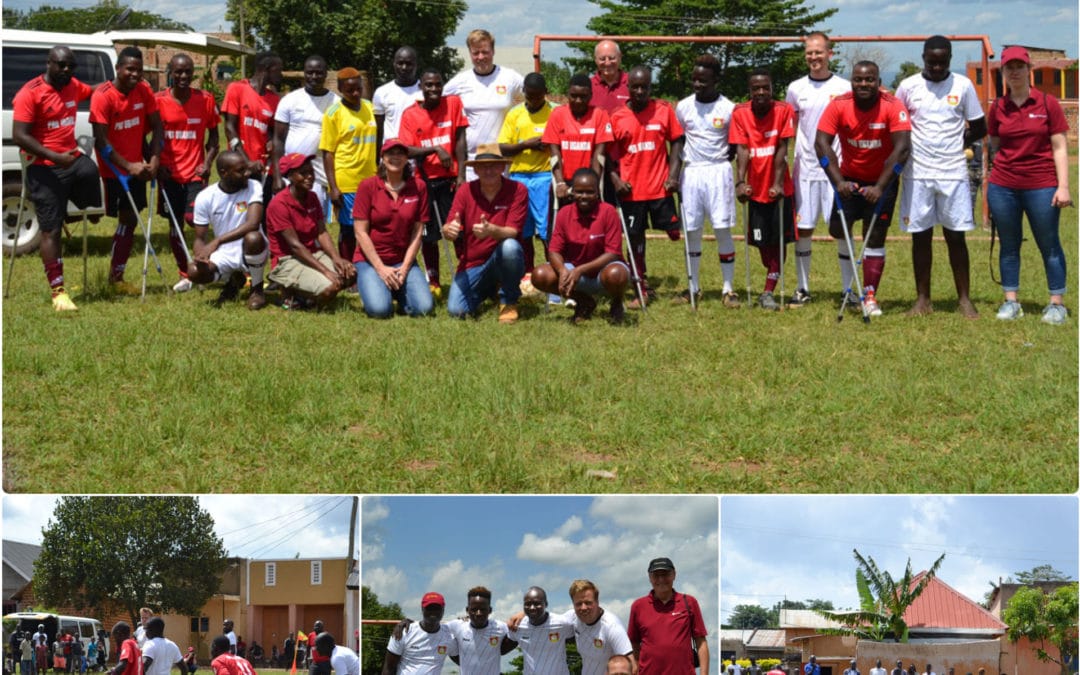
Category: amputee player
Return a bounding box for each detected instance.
[209,637,254,675]
[446,587,517,675]
[274,55,338,207]
[155,52,220,293]
[186,150,269,309]
[222,51,282,189]
[444,29,524,179]
[498,72,555,277]
[383,592,458,675]
[785,32,851,304]
[319,67,377,262]
[441,144,527,324]
[543,74,613,203]
[11,44,103,311]
[530,169,630,323]
[372,46,422,148]
[513,587,574,675]
[90,45,162,294]
[816,60,911,317]
[731,68,796,312]
[399,68,468,295]
[608,66,685,307]
[140,618,183,675]
[895,35,984,318]
[675,53,739,307]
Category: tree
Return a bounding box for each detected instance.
[570,0,838,100]
[35,497,225,625]
[226,0,464,84]
[890,61,921,90]
[814,549,946,642]
[1015,565,1074,584]
[728,604,773,629]
[2,0,191,32]
[360,586,402,675]
[1002,583,1078,675]
[837,44,892,82]
[540,60,574,97]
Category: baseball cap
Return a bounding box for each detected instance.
[421,591,445,608]
[647,557,675,573]
[1001,46,1030,65]
[381,138,408,154]
[278,152,315,176]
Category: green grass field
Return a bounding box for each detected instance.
[2,163,1076,493]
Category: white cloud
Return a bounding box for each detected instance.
[590,496,718,536]
[363,566,408,602]
[362,497,390,526]
[554,515,583,538]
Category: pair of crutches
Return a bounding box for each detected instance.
[101,153,171,301]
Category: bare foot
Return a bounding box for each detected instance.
[957,297,979,319]
[905,298,934,316]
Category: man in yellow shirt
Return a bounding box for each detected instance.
[319,67,378,261]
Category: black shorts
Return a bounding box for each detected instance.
[619,197,678,238]
[25,155,102,232]
[158,178,205,225]
[828,177,897,249]
[104,176,147,217]
[747,196,795,248]
[425,178,456,243]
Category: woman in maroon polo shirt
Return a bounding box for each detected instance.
[987,45,1073,325]
[352,138,434,317]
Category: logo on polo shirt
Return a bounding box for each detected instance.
[496,85,507,95]
[947,95,959,106]
[488,637,499,647]
[712,117,725,128]
[235,201,248,213]
[548,633,560,642]
[593,639,604,649]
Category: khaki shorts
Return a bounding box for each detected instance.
[269,251,334,295]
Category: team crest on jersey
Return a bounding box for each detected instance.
[711,117,725,128]
[235,201,248,213]
[437,646,447,655]
[548,633,560,642]
[489,637,499,647]
[496,85,507,95]
[947,95,959,106]
[593,639,604,649]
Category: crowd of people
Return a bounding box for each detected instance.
[12,29,1072,324]
[382,557,708,675]
[6,626,107,675]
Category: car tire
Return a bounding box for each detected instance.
[3,178,41,256]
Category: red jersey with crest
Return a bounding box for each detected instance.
[399,95,469,180]
[542,105,614,179]
[12,75,94,165]
[221,79,280,164]
[89,80,158,178]
[817,92,911,183]
[730,100,796,202]
[609,99,684,201]
[155,88,220,182]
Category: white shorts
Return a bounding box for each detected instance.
[792,165,833,230]
[209,240,246,281]
[900,176,974,234]
[680,162,736,231]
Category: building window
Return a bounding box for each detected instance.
[311,561,322,585]
[1033,70,1043,84]
[190,617,209,632]
[1053,70,1061,85]
[266,562,276,587]
[975,67,983,85]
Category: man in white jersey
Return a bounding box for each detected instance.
[313,633,358,675]
[512,587,573,675]
[870,658,887,675]
[896,35,985,318]
[447,587,517,674]
[222,621,238,656]
[273,55,338,206]
[675,53,739,307]
[141,619,184,675]
[373,46,422,149]
[383,592,458,675]
[444,29,524,180]
[187,151,270,309]
[785,31,851,304]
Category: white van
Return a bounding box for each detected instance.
[3,611,109,664]
[1,29,115,255]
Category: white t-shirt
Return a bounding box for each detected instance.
[729,664,744,675]
[274,88,339,184]
[193,179,264,257]
[329,645,359,675]
[386,623,458,675]
[785,72,851,179]
[561,609,632,675]
[514,612,573,675]
[135,626,147,648]
[870,667,888,675]
[448,619,508,675]
[372,80,423,140]
[225,631,237,652]
[443,65,525,157]
[895,72,982,180]
[676,93,736,164]
[143,637,183,675]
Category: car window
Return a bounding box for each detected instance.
[3,46,114,112]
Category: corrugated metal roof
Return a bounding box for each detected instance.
[780,609,845,629]
[902,573,1007,632]
[3,540,42,583]
[747,629,789,648]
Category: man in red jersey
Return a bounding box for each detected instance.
[222,52,283,194]
[627,558,708,675]
[543,74,613,204]
[156,52,220,292]
[731,68,797,311]
[399,67,468,295]
[109,623,142,675]
[11,45,103,311]
[210,637,256,675]
[90,45,162,294]
[816,60,911,316]
[608,66,684,307]
[307,621,329,675]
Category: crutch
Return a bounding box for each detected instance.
[5,150,32,298]
[429,198,456,286]
[160,180,193,267]
[614,196,647,314]
[834,187,870,324]
[675,191,696,311]
[744,200,751,306]
[777,197,785,311]
[546,156,561,312]
[76,135,95,295]
[855,163,904,265]
[101,154,166,297]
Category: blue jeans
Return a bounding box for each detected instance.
[987,183,1066,295]
[447,238,524,317]
[355,261,434,318]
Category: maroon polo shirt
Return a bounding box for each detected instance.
[627,590,707,675]
[988,89,1069,190]
[590,70,629,114]
[352,174,429,265]
[266,188,324,267]
[550,201,623,267]
[447,177,527,272]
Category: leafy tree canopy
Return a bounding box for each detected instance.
[35,497,225,625]
[1014,565,1075,585]
[728,603,773,629]
[890,61,921,90]
[360,586,403,675]
[1002,583,1078,675]
[226,0,464,84]
[3,0,191,33]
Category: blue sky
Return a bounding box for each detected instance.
[2,495,359,560]
[362,495,719,673]
[722,495,1079,624]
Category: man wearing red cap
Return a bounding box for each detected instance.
[627,557,709,675]
[383,592,457,675]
